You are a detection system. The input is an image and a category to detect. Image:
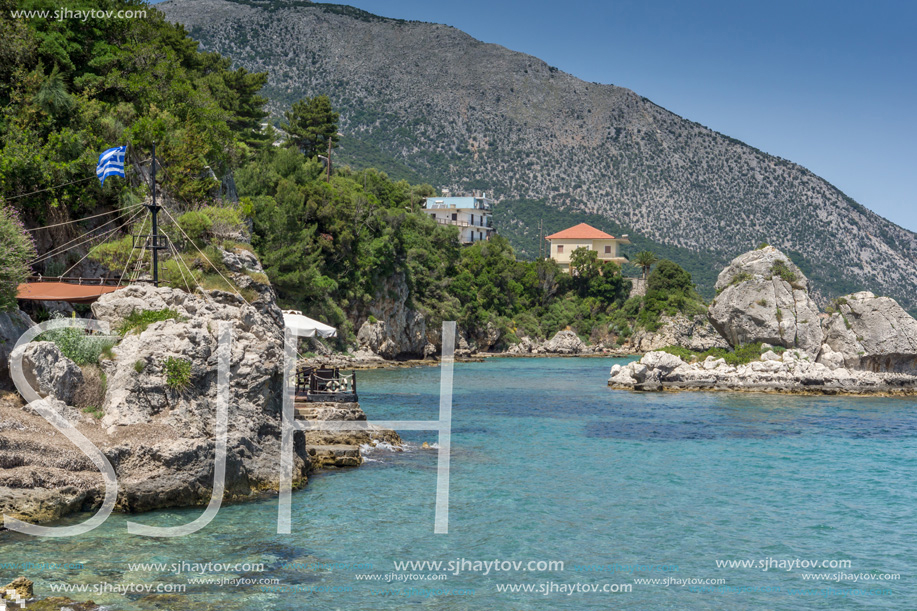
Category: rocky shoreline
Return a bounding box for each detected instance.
[609,246,917,394]
[609,349,917,395]
[0,273,399,530]
[304,329,640,371]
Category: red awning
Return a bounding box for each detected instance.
[16,282,123,304]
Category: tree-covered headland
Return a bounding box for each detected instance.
[1,0,706,351]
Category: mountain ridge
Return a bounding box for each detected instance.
[160,0,917,313]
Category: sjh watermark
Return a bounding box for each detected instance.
[9,8,147,21]
[4,318,456,538]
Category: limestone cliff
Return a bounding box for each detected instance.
[1,283,311,525]
[709,246,823,355]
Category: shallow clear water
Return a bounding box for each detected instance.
[2,357,916,609]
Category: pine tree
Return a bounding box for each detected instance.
[283,96,340,158]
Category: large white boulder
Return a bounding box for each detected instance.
[19,341,84,405]
[708,246,822,355]
[543,330,587,354]
[641,351,686,374]
[821,292,917,372]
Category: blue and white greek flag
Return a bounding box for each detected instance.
[96,145,126,186]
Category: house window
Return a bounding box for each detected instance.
[605,245,612,254]
[471,214,475,225]
[451,213,457,221]
[557,245,564,254]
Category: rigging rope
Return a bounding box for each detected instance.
[58,207,147,278]
[129,233,148,284]
[29,204,144,266]
[24,203,145,232]
[1,176,96,202]
[161,228,196,296]
[117,211,150,286]
[160,204,251,306]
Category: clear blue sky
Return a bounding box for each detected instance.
[158,0,917,232]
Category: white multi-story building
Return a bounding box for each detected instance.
[424,193,495,244]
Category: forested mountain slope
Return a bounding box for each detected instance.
[161,0,917,312]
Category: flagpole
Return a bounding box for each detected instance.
[149,143,161,287]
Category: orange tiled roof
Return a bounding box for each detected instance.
[544,223,615,240]
[16,282,123,304]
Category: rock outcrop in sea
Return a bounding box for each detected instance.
[820,291,917,373]
[709,246,823,355]
[609,246,917,394]
[628,314,729,353]
[609,349,917,394]
[507,330,591,355]
[298,401,402,468]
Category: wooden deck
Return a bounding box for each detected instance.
[295,366,358,406]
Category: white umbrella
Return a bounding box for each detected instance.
[282,310,337,338]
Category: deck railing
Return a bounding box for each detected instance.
[295,366,358,402]
[432,218,494,229]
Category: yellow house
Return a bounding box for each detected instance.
[545,223,630,272]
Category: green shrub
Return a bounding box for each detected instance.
[134,360,146,373]
[246,271,270,285]
[82,406,104,419]
[164,357,192,390]
[646,260,694,295]
[118,309,185,336]
[36,322,119,366]
[658,345,696,361]
[770,260,797,283]
[0,205,37,312]
[176,210,213,242]
[729,272,753,287]
[200,206,244,236]
[659,342,775,366]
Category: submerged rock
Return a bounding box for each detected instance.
[708,246,823,355]
[2,576,34,599]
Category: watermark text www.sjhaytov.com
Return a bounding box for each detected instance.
[10,8,147,21]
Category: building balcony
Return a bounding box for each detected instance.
[433,218,494,230]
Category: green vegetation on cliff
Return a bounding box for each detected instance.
[240,136,704,347]
[0,205,36,311]
[3,1,709,349]
[163,0,917,313]
[1,0,268,228]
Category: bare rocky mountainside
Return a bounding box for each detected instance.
[161,0,917,312]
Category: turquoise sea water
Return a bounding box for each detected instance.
[2,357,916,610]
